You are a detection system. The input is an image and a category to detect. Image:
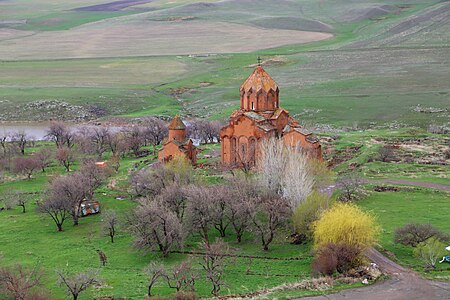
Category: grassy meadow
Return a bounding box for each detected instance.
[0,0,448,126]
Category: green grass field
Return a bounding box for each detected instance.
[358,188,450,279]
[0,0,449,126]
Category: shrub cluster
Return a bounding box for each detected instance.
[394,223,449,247]
[312,244,360,276]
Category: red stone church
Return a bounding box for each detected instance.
[158,116,197,164]
[220,65,322,166]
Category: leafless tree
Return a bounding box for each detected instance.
[378,145,396,162]
[56,147,75,172]
[164,261,196,292]
[227,179,258,243]
[157,183,188,221]
[131,161,194,198]
[184,185,215,245]
[12,156,40,179]
[210,185,231,237]
[79,160,107,200]
[122,126,145,157]
[258,137,314,209]
[188,119,222,144]
[1,191,19,210]
[144,262,166,297]
[10,131,31,155]
[6,191,32,213]
[46,121,75,149]
[130,200,184,257]
[34,148,53,172]
[45,172,91,226]
[0,132,9,157]
[0,263,44,300]
[200,239,231,296]
[56,269,100,300]
[38,191,71,231]
[107,132,127,158]
[142,117,168,154]
[102,210,118,243]
[89,126,111,159]
[252,194,291,251]
[337,173,362,202]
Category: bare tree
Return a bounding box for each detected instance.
[210,185,231,237]
[90,126,111,159]
[1,190,19,210]
[46,172,91,226]
[188,119,222,144]
[227,179,257,243]
[56,269,100,300]
[34,148,53,172]
[0,132,9,157]
[157,183,188,221]
[378,145,396,162]
[102,210,118,243]
[79,160,107,200]
[0,263,43,300]
[107,132,126,158]
[56,147,75,172]
[184,185,215,245]
[122,126,144,157]
[142,117,168,154]
[131,159,194,198]
[10,131,31,155]
[11,191,32,213]
[200,239,231,296]
[46,121,75,149]
[144,262,166,297]
[252,194,291,251]
[164,261,196,292]
[12,156,40,179]
[258,137,314,209]
[38,192,71,231]
[337,173,362,202]
[130,200,184,257]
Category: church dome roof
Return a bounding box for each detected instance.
[168,115,186,130]
[240,66,279,93]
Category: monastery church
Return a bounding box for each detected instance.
[159,65,322,165]
[220,65,322,166]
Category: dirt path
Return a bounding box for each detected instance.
[369,179,450,191]
[299,248,450,300]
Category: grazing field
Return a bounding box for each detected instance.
[358,189,450,279]
[0,0,449,126]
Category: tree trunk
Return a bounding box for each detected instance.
[57,224,63,232]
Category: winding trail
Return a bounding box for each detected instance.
[368,179,450,192]
[305,178,450,299]
[299,248,450,300]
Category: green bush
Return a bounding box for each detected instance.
[293,191,333,239]
[414,237,447,271]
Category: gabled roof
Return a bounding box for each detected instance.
[270,108,288,119]
[168,115,186,130]
[240,66,279,93]
[294,127,312,136]
[257,123,276,132]
[244,111,266,122]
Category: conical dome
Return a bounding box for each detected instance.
[168,115,186,130]
[240,66,280,111]
[240,66,279,94]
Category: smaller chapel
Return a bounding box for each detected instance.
[220,65,322,166]
[158,116,197,164]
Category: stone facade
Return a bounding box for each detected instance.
[158,116,197,164]
[220,66,322,166]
